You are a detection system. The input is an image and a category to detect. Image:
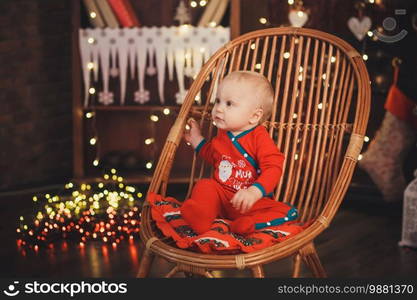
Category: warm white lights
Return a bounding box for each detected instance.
[150,114,159,122]
[259,17,267,24]
[85,112,94,119]
[145,138,155,145]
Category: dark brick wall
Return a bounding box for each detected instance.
[0,0,73,190]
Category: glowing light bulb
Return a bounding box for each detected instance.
[150,115,159,122]
[297,11,304,17]
[362,54,368,61]
[358,154,363,160]
[250,43,256,50]
[146,162,153,169]
[318,103,323,110]
[364,136,370,142]
[93,159,99,166]
[90,12,96,19]
[87,37,95,44]
[283,52,290,59]
[145,138,155,145]
[208,21,217,27]
[85,112,94,118]
[288,0,294,4]
[89,87,96,94]
[200,0,207,6]
[190,1,197,8]
[163,108,170,115]
[255,63,261,70]
[89,137,97,145]
[331,56,336,63]
[111,168,116,174]
[32,196,38,202]
[259,17,267,24]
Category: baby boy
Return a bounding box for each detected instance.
[181,71,297,235]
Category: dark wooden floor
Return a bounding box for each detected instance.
[1,184,416,278]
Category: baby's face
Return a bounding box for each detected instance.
[212,78,262,135]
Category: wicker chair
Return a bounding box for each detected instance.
[137,27,371,278]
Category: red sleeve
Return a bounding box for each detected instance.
[195,138,216,166]
[251,129,285,196]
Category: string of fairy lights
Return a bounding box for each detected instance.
[16,169,144,251]
[83,106,172,171]
[253,0,382,158]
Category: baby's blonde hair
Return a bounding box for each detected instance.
[221,71,274,123]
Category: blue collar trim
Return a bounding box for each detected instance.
[227,125,258,140]
[226,130,259,171]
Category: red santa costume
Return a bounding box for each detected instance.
[180,124,298,235]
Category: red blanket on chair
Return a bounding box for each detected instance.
[147,192,308,254]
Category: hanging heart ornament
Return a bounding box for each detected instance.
[289,9,309,27]
[347,16,372,41]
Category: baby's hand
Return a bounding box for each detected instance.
[230,186,263,214]
[184,118,204,149]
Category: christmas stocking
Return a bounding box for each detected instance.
[359,65,417,202]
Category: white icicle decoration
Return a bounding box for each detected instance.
[79,26,230,106]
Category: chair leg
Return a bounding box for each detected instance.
[165,265,179,278]
[136,247,155,278]
[251,265,265,278]
[300,243,327,278]
[292,253,302,278]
